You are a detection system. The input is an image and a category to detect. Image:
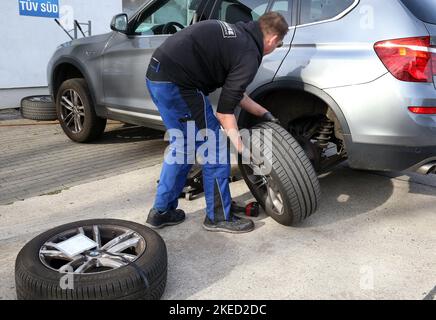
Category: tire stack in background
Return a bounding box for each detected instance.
[20,95,57,121]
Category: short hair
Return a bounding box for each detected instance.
[259,12,289,39]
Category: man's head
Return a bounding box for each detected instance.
[259,12,289,55]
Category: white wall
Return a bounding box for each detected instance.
[0,0,123,89]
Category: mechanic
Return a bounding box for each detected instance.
[145,12,288,233]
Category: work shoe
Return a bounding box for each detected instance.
[146,208,185,229]
[203,215,255,234]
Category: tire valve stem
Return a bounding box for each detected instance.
[315,120,334,148]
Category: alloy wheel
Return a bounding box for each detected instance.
[39,225,146,274]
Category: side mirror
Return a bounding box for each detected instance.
[110,13,128,33]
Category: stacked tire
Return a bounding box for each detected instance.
[20,96,57,121]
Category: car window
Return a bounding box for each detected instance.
[269,0,293,25]
[300,0,355,25]
[401,0,436,25]
[123,0,150,18]
[211,0,270,23]
[134,0,202,35]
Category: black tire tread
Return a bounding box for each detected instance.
[20,96,57,121]
[241,122,321,225]
[263,122,321,221]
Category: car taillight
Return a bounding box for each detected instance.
[433,49,436,76]
[408,107,436,114]
[374,36,434,83]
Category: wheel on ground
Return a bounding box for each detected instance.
[56,78,107,142]
[239,122,321,226]
[20,95,57,121]
[15,219,167,300]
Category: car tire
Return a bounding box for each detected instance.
[56,78,107,142]
[20,95,57,121]
[239,122,321,226]
[15,219,167,300]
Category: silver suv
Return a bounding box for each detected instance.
[48,0,436,175]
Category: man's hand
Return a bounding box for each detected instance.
[261,111,280,124]
[239,94,280,124]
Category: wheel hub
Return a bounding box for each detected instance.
[266,178,284,215]
[39,225,146,274]
[87,251,100,258]
[244,163,285,216]
[60,89,85,134]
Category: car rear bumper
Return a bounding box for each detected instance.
[345,139,436,173]
[326,73,436,172]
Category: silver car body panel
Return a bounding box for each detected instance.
[324,73,436,146]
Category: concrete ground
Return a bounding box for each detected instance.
[0,110,435,300]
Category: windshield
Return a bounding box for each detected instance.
[401,0,436,24]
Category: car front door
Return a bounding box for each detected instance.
[101,0,210,123]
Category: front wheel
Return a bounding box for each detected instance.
[239,122,321,226]
[56,78,106,142]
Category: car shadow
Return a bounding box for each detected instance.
[226,162,396,228]
[299,163,395,227]
[91,124,164,145]
[370,170,436,198]
[180,162,396,229]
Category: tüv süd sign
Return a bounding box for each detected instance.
[18,0,60,18]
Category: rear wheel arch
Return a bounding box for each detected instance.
[239,80,351,138]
